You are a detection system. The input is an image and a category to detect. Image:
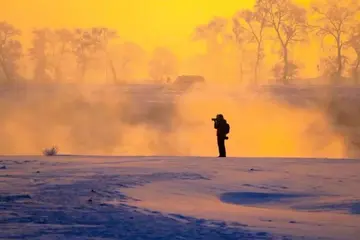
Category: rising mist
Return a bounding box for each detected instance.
[1,0,360,158]
[1,82,358,158]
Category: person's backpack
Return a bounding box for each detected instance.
[224,122,230,134]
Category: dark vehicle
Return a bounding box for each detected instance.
[171,75,205,92]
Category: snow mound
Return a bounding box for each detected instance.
[295,200,360,215]
[0,194,31,202]
[219,192,311,205]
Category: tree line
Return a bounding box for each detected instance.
[1,0,359,85]
[0,24,179,84]
[193,0,360,84]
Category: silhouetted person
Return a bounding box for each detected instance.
[212,114,230,157]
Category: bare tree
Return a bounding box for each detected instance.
[233,3,268,84]
[148,47,178,82]
[30,28,74,81]
[72,28,99,81]
[272,61,299,82]
[348,24,360,83]
[29,28,53,81]
[53,29,74,81]
[232,17,246,83]
[193,17,228,53]
[259,0,307,84]
[311,0,360,83]
[115,41,146,81]
[89,27,119,82]
[0,21,22,82]
[321,55,341,78]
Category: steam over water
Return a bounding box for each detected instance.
[0,83,359,158]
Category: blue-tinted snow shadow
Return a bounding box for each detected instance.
[294,201,360,215]
[220,192,360,216]
[220,192,311,206]
[349,202,360,214]
[0,173,288,240]
[0,202,258,240]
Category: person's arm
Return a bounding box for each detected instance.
[214,120,218,129]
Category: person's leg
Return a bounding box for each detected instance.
[217,136,222,157]
[217,136,226,157]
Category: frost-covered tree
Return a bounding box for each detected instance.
[233,3,269,84]
[259,0,308,83]
[311,0,360,82]
[0,21,22,82]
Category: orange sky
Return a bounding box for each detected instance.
[2,0,312,58]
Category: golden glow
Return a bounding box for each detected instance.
[0,0,354,158]
[3,0,324,77]
[3,1,254,55]
[3,0,312,57]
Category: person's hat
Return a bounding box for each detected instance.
[216,114,224,119]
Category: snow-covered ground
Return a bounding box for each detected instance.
[1,156,359,239]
